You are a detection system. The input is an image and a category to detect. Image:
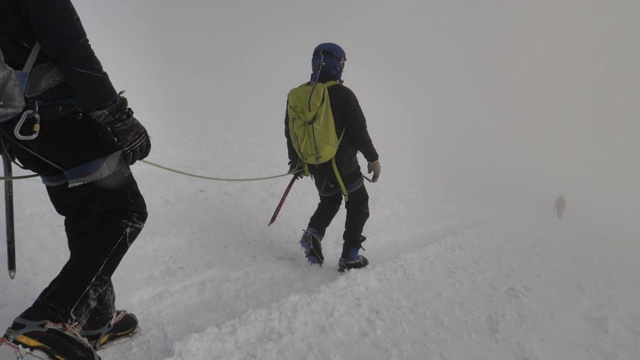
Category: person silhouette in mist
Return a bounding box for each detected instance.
[1,1,150,359]
[555,194,566,219]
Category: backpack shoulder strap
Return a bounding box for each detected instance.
[10,43,41,92]
[323,80,349,200]
[22,42,41,72]
[324,80,341,88]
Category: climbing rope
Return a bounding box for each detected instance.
[0,161,372,183]
[0,174,38,181]
[140,159,290,182]
[0,159,290,182]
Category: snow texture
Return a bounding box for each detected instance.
[2,1,640,359]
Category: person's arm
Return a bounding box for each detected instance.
[284,104,303,173]
[342,87,379,163]
[21,0,117,110]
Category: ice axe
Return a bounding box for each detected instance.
[268,175,298,226]
[2,151,15,279]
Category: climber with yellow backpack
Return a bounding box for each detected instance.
[284,42,381,272]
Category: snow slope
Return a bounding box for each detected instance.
[2,1,640,359]
[1,165,639,359]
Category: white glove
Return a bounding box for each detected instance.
[367,160,381,183]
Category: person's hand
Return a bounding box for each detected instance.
[367,160,381,183]
[89,95,151,165]
[288,160,306,179]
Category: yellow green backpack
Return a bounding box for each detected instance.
[287,80,349,199]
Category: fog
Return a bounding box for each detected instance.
[74,0,639,238]
[2,2,640,358]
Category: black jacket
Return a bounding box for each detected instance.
[285,77,378,188]
[0,0,116,110]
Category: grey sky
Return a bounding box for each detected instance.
[74,0,639,235]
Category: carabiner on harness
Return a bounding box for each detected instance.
[14,103,41,141]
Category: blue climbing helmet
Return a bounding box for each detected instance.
[311,43,346,82]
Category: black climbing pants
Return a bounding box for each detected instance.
[33,168,147,324]
[1,112,147,325]
[308,185,369,259]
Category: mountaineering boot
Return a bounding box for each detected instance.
[3,316,100,360]
[80,310,138,349]
[299,228,324,265]
[338,255,369,272]
[338,242,368,272]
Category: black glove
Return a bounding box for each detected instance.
[367,160,381,183]
[89,95,151,165]
[288,159,305,179]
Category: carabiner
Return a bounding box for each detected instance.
[14,107,41,141]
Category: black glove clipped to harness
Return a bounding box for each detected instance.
[89,95,151,165]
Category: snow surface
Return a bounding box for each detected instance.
[2,1,640,359]
[2,168,640,360]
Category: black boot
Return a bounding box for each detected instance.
[80,310,138,349]
[300,228,324,265]
[4,309,100,360]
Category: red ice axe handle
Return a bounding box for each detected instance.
[268,175,297,226]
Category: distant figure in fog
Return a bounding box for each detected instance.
[555,194,565,219]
